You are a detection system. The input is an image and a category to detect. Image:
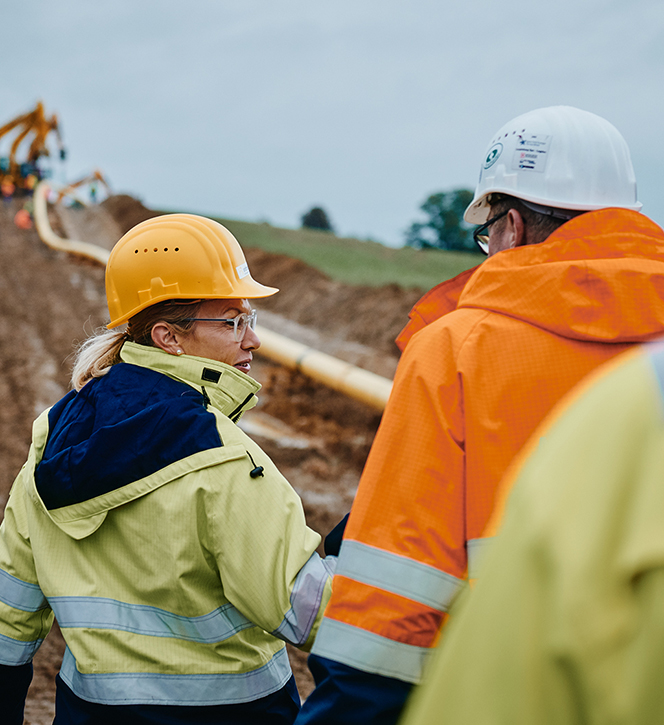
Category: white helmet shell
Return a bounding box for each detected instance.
[464,106,642,224]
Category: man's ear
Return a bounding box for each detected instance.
[506,209,527,249]
[151,323,185,355]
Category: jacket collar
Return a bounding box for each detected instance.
[120,342,261,421]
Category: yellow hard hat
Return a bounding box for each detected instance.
[105,214,278,328]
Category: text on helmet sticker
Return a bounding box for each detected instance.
[512,133,550,172]
[236,263,250,279]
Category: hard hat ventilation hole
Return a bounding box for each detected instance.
[129,247,175,253]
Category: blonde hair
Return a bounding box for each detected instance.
[71,300,202,391]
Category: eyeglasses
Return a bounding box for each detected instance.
[182,309,257,342]
[473,210,509,255]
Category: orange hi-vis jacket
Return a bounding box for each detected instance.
[310,208,664,685]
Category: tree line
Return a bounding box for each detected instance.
[301,188,481,253]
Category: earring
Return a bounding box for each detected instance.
[176,349,183,356]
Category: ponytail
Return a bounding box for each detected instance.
[71,329,126,391]
[70,299,202,391]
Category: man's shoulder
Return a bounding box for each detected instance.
[413,304,493,339]
[396,265,481,352]
[401,306,496,374]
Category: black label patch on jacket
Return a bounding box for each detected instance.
[201,368,222,384]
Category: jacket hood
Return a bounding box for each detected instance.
[32,344,261,539]
[458,208,664,343]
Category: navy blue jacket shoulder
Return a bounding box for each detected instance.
[35,363,222,510]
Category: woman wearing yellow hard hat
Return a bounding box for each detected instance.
[0,214,335,724]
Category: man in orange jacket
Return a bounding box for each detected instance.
[296,106,664,725]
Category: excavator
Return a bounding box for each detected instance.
[0,101,66,193]
[54,169,112,206]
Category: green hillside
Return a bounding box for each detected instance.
[206,217,482,291]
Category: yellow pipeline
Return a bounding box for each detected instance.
[33,182,393,411]
[34,182,111,265]
[256,326,392,411]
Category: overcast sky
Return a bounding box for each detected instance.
[3,1,663,246]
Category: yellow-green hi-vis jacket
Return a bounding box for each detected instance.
[401,340,664,725]
[0,342,334,707]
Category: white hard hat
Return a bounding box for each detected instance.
[464,106,642,224]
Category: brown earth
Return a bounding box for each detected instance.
[0,196,425,723]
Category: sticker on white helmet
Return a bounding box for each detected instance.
[483,142,503,169]
[236,263,250,279]
[512,134,551,172]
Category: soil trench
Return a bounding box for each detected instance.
[0,196,423,722]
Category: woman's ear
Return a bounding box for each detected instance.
[151,323,186,355]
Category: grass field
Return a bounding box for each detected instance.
[192,216,482,291]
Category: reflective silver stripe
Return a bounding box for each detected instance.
[0,632,44,665]
[648,342,664,402]
[311,617,430,684]
[337,540,463,612]
[467,537,494,579]
[59,644,292,705]
[0,569,48,612]
[272,553,336,646]
[50,597,253,643]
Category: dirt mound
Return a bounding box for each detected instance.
[0,195,425,720]
[101,194,162,235]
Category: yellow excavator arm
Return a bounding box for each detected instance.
[54,169,112,205]
[0,102,65,187]
[28,112,64,163]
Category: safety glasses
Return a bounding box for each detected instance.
[182,309,257,342]
[473,210,509,255]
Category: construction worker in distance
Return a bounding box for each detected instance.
[0,215,336,725]
[402,340,664,724]
[1,175,15,202]
[296,106,664,725]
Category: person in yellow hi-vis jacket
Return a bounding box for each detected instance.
[0,214,336,725]
[401,340,664,724]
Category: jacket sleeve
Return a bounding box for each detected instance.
[0,464,54,718]
[301,317,468,725]
[203,443,335,650]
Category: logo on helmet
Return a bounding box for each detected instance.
[484,143,503,169]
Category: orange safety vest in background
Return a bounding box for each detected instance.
[394,263,479,352]
[311,208,664,685]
